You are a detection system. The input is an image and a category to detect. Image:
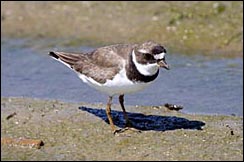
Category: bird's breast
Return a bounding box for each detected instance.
[77,66,154,96]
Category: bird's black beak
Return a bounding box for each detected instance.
[157,59,170,70]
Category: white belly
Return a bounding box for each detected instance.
[76,68,153,96]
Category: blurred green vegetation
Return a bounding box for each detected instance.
[1,1,243,57]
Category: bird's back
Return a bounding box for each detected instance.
[49,43,137,84]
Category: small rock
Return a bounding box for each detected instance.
[164,103,183,111]
[1,137,44,149]
[6,112,17,120]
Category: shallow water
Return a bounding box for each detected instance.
[1,38,243,116]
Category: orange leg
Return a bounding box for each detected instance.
[115,94,141,134]
[106,96,116,132]
[119,94,132,127]
[106,95,141,135]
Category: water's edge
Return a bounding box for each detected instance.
[1,39,243,116]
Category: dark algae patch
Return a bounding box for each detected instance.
[1,97,243,161]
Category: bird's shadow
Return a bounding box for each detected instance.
[79,106,205,131]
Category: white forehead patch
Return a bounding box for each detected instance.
[154,52,165,60]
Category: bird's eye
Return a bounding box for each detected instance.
[144,53,154,60]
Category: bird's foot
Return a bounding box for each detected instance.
[113,127,141,136]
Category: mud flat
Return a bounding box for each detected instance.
[1,97,243,161]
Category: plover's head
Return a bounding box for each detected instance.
[134,41,169,70]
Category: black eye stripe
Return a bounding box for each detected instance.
[144,53,151,55]
[144,53,154,59]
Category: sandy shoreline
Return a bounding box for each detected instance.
[1,97,243,160]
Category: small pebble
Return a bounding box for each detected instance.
[164,103,183,111]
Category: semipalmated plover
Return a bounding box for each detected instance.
[49,41,169,133]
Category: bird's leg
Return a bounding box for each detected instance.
[119,94,132,127]
[106,96,116,132]
[113,94,141,135]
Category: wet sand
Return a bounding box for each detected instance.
[1,97,243,161]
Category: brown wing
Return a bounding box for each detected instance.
[49,43,138,83]
[89,43,137,67]
[49,49,123,83]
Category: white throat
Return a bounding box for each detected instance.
[132,50,159,76]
